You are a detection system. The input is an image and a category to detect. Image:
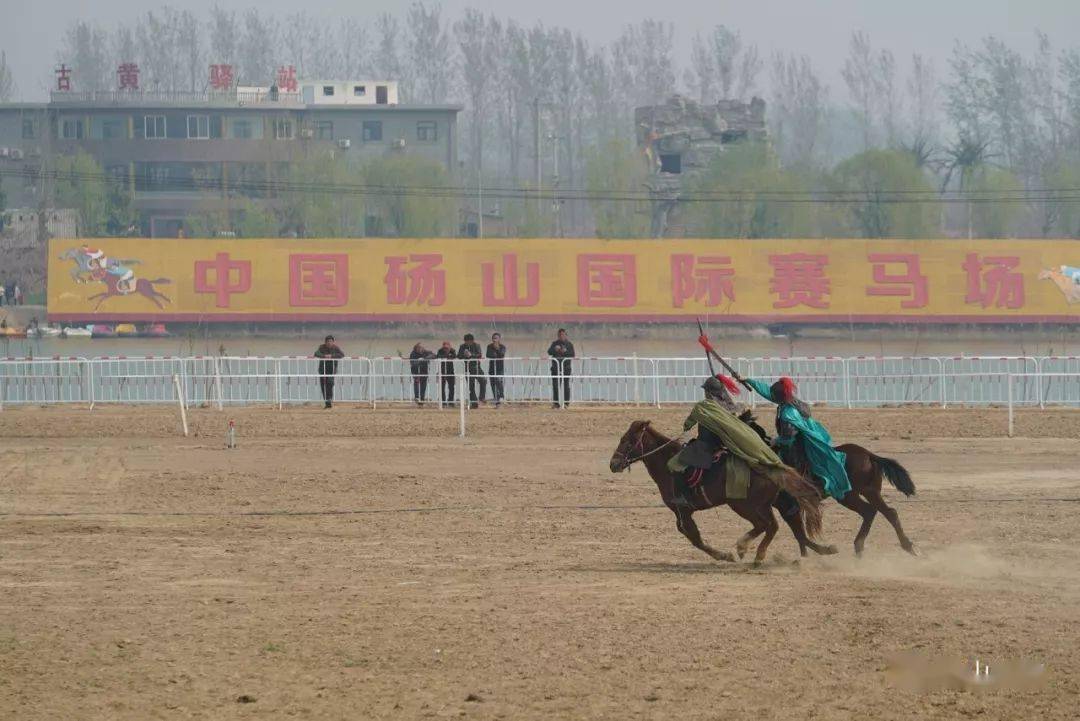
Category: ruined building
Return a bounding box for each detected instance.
[635,95,767,237]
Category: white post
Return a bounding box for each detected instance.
[173,374,189,437]
[632,353,640,407]
[458,370,467,438]
[1007,373,1014,438]
[213,357,224,411]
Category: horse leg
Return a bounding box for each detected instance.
[838,492,877,557]
[864,488,918,556]
[735,526,763,560]
[774,493,837,557]
[674,508,735,562]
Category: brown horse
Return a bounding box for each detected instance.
[738,414,919,558]
[87,273,172,310]
[609,420,824,564]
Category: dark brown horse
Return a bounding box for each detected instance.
[609,420,824,564]
[739,414,919,558]
[87,273,172,310]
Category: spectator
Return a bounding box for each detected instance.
[548,328,576,408]
[314,335,345,409]
[436,341,457,404]
[13,283,22,306]
[458,333,486,409]
[0,284,5,306]
[486,332,507,407]
[409,343,436,406]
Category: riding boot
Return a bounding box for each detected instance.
[670,474,694,508]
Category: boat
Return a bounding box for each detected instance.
[60,326,92,338]
[115,323,139,337]
[90,324,117,338]
[28,326,62,338]
[142,323,170,338]
[1,326,27,338]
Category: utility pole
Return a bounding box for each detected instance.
[548,132,561,237]
[477,155,483,239]
[533,97,542,217]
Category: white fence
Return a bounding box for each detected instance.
[1,355,1079,411]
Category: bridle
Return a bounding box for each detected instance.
[613,424,685,470]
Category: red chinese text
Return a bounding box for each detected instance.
[769,253,830,309]
[865,253,928,309]
[962,253,1024,309]
[289,254,348,307]
[117,63,139,91]
[481,254,540,307]
[384,254,446,307]
[194,252,252,308]
[55,64,72,92]
[577,254,637,308]
[209,64,234,90]
[671,254,735,308]
[276,65,298,92]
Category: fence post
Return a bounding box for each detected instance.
[213,357,224,411]
[1007,373,1014,438]
[843,358,852,409]
[369,359,377,409]
[632,353,640,407]
[458,369,467,438]
[940,360,948,409]
[173,374,189,437]
[651,359,661,409]
[87,359,95,411]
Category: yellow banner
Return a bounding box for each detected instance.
[48,237,1080,323]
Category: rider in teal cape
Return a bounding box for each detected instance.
[745,376,852,501]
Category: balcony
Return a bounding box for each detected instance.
[49,89,303,108]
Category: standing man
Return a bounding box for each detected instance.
[408,343,436,406]
[458,333,486,409]
[436,341,457,405]
[486,332,507,407]
[314,335,345,409]
[548,328,576,408]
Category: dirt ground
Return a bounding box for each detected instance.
[2,405,1079,720]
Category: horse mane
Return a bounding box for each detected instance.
[635,421,683,453]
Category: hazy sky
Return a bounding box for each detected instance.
[3,0,1078,100]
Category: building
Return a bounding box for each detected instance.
[0,82,460,237]
[635,94,767,237]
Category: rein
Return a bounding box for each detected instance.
[616,426,687,469]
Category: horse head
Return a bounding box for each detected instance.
[610,420,654,473]
[1038,269,1055,281]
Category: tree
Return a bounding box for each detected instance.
[59,21,111,91]
[208,5,239,70]
[363,155,456,237]
[0,51,14,101]
[830,149,938,238]
[770,53,828,168]
[968,168,1022,238]
[281,151,365,237]
[584,139,649,238]
[611,20,676,109]
[454,9,497,177]
[237,9,278,86]
[407,2,453,105]
[52,152,134,237]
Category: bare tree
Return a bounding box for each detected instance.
[842,31,878,149]
[734,45,763,101]
[455,9,498,176]
[687,33,715,104]
[58,21,112,92]
[374,13,408,99]
[177,9,204,91]
[770,53,828,167]
[237,9,278,86]
[0,51,14,102]
[611,20,676,109]
[208,5,238,69]
[407,2,453,104]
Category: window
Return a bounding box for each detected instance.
[315,121,334,140]
[375,85,388,104]
[353,85,366,97]
[59,118,84,140]
[362,120,382,142]
[417,121,438,142]
[101,118,126,139]
[21,118,37,139]
[659,153,682,174]
[187,115,210,139]
[274,119,294,140]
[144,115,166,139]
[232,119,253,139]
[322,85,335,97]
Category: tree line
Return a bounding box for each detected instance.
[7,4,1080,238]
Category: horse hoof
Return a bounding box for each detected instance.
[906,545,921,557]
[823,545,839,555]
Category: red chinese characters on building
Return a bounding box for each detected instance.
[865,253,928,309]
[55,64,72,92]
[289,254,348,307]
[117,63,139,91]
[209,64,234,90]
[962,253,1024,309]
[276,65,298,92]
[384,254,446,307]
[481,254,540,307]
[194,252,252,308]
[671,254,735,308]
[577,254,637,308]
[769,254,830,309]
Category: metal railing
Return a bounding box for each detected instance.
[1,354,1079,410]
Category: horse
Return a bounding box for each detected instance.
[1039,268,1080,304]
[86,272,172,310]
[609,420,824,565]
[738,413,919,558]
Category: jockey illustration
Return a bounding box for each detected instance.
[106,259,136,295]
[83,246,108,279]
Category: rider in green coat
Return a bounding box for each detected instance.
[745,376,851,501]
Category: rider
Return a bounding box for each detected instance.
[83,246,108,278]
[743,375,852,501]
[106,258,136,295]
[669,374,798,508]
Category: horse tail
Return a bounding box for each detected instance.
[769,467,823,539]
[872,454,916,496]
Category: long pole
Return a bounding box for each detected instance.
[477,154,483,239]
[534,97,542,216]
